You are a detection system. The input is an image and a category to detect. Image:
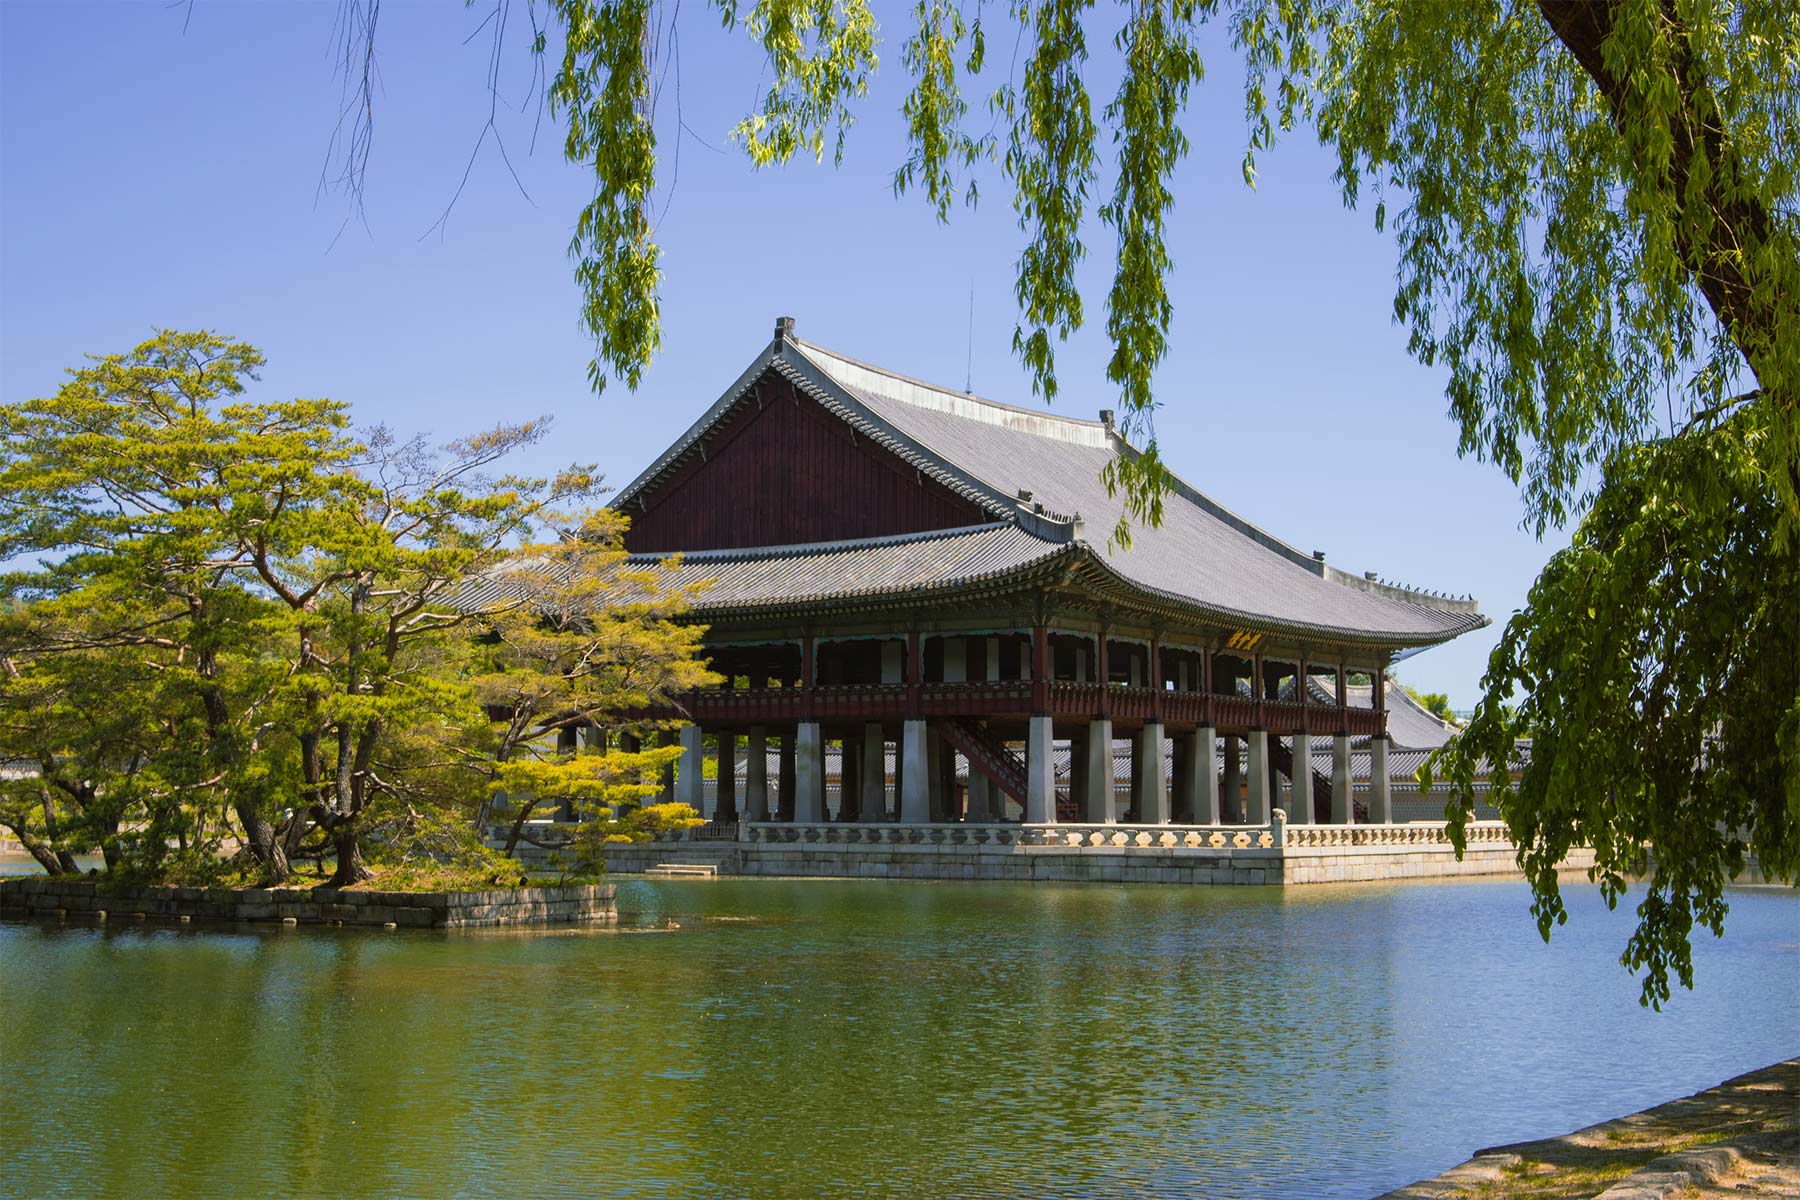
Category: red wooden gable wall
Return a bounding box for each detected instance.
[621,373,992,552]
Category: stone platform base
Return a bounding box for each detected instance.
[602,822,1591,885]
[0,878,615,928]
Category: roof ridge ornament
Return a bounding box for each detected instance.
[774,315,796,345]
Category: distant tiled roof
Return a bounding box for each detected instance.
[608,329,1489,648]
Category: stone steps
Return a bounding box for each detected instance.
[644,864,719,878]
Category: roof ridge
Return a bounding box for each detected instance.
[789,337,1115,447]
[792,333,1482,618]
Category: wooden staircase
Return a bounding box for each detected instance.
[938,717,1030,807]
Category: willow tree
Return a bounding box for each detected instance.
[313,0,1797,995]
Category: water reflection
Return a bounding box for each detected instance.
[2,878,1795,1200]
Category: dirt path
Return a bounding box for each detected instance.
[1375,1059,1799,1200]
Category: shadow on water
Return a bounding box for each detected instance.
[1,871,1795,1200]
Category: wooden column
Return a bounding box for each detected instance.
[1030,623,1050,714]
[1149,636,1163,721]
[1336,661,1348,733]
[1253,651,1265,727]
[1298,657,1310,732]
[1096,628,1111,718]
[1201,647,1215,726]
[906,628,923,714]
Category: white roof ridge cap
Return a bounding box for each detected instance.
[791,337,1113,440]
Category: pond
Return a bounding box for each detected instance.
[1,873,1795,1199]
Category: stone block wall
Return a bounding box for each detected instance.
[1280,843,1596,884]
[0,878,615,927]
[605,841,1286,884]
[602,830,1596,886]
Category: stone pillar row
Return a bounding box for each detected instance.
[661,719,1394,826]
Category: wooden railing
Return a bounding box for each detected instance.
[639,681,1385,736]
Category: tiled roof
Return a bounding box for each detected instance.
[609,329,1490,648]
[640,524,1068,613]
[455,523,1069,616]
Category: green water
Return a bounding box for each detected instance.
[2,876,1796,1199]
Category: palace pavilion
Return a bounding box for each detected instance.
[613,318,1487,831]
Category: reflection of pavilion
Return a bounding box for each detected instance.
[619,318,1487,834]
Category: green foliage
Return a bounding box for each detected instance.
[1426,407,1798,1008]
[549,0,663,393]
[1,330,712,888]
[568,801,703,867]
[721,0,879,166]
[1403,685,1456,723]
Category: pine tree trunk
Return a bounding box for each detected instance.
[327,826,372,886]
[237,802,290,883]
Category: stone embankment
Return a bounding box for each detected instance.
[598,819,1597,884]
[0,877,615,928]
[1375,1059,1799,1200]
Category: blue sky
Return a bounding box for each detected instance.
[1,1,1568,706]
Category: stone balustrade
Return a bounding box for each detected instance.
[1280,820,1511,849]
[736,821,1278,850]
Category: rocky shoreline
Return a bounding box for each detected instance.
[1375,1059,1799,1200]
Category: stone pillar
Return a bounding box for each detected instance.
[1136,722,1169,824]
[1222,735,1242,823]
[839,739,861,822]
[966,771,992,822]
[926,726,947,821]
[861,723,887,822]
[1245,729,1270,825]
[1290,731,1314,825]
[900,719,931,823]
[1026,714,1056,823]
[1331,734,1353,824]
[1369,735,1392,824]
[677,725,704,813]
[795,721,825,823]
[777,732,796,821]
[1084,718,1115,823]
[744,726,769,821]
[1193,725,1221,824]
[715,731,738,821]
